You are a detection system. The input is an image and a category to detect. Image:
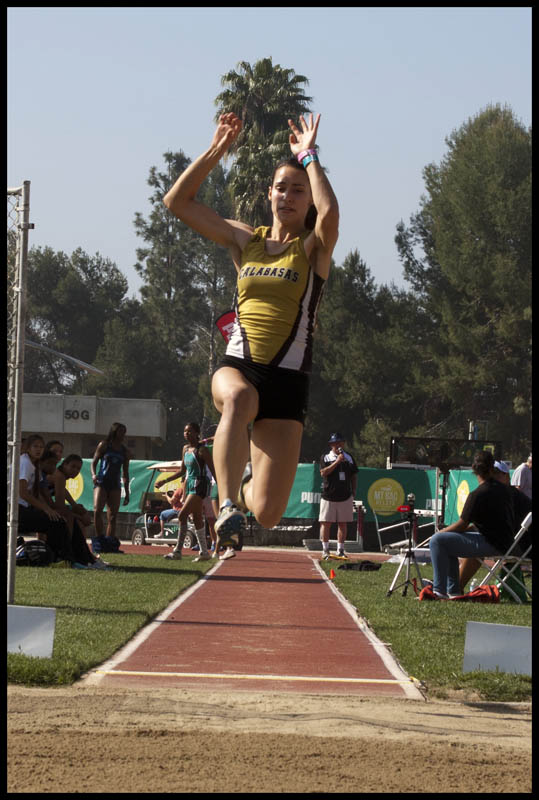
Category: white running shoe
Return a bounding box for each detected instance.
[89,559,112,571]
[219,548,236,561]
[214,503,246,548]
[164,550,182,560]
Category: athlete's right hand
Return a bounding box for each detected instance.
[211,113,242,155]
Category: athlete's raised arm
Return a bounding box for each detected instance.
[163,113,253,267]
[288,113,339,280]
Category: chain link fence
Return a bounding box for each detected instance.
[7,181,33,603]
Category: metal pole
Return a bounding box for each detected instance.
[7,181,32,604]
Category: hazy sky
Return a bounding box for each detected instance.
[8,7,531,297]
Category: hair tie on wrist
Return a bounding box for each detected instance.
[297,148,317,164]
[301,153,319,168]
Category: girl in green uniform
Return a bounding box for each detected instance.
[156,422,216,560]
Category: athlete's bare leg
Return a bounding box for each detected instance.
[244,418,303,529]
[211,366,258,507]
[93,486,108,537]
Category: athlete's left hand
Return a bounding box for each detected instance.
[288,113,321,157]
[123,492,130,507]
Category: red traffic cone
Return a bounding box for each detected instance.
[329,568,336,579]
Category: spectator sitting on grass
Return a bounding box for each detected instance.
[45,440,64,462]
[18,434,76,565]
[42,445,94,531]
[39,451,109,570]
[54,454,94,532]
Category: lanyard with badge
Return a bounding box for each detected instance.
[337,448,346,481]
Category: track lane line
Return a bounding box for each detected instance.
[94,669,418,685]
[311,557,425,700]
[79,559,225,686]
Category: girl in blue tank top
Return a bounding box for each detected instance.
[91,422,130,546]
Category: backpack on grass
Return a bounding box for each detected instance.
[337,560,382,571]
[16,539,55,567]
[91,535,122,554]
[419,584,500,603]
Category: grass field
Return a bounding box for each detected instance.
[8,550,531,701]
[319,558,531,701]
[7,553,215,685]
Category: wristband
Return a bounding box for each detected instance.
[297,148,317,163]
[301,153,319,168]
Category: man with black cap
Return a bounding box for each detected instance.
[319,432,358,559]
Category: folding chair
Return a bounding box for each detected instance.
[373,511,435,554]
[372,511,407,552]
[477,511,532,603]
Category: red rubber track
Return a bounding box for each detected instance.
[93,548,417,697]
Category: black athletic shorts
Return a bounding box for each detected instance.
[215,356,309,424]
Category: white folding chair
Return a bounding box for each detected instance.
[372,511,408,552]
[477,512,532,603]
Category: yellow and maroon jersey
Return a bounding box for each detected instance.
[226,226,325,372]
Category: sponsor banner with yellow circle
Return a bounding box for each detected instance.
[367,478,406,517]
[73,460,185,513]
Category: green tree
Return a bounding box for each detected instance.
[24,246,128,393]
[304,250,430,463]
[127,151,238,446]
[395,104,531,460]
[133,151,202,353]
[86,298,203,459]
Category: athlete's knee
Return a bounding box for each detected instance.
[219,382,257,420]
[254,500,285,530]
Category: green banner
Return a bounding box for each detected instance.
[65,460,177,514]
[68,460,509,525]
[443,469,478,525]
[282,464,439,522]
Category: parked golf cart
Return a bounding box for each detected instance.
[130,461,198,547]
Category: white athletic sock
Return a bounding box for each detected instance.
[195,527,208,555]
[322,541,330,552]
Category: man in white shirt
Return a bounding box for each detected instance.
[511,453,532,500]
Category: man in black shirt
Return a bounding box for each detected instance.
[429,450,516,598]
[319,432,358,559]
[459,460,532,591]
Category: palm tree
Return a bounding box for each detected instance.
[214,57,312,148]
[214,58,313,226]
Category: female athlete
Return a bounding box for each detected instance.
[163,111,339,545]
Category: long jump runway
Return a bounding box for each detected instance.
[85,550,423,699]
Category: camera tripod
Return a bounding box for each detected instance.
[386,494,424,597]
